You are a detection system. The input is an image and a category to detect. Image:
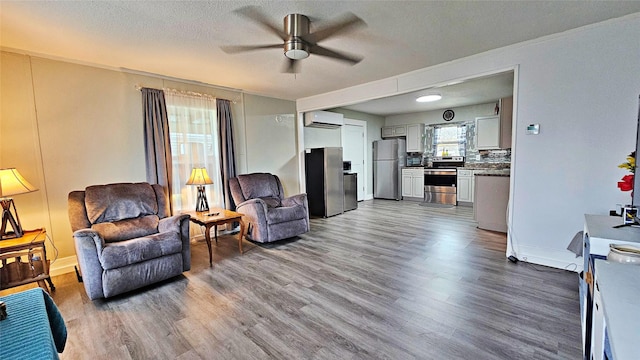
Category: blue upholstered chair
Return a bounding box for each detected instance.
[229,173,309,243]
[68,182,190,300]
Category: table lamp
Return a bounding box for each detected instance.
[186,167,213,212]
[0,168,38,240]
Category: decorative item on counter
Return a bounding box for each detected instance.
[617,151,635,194]
[616,151,636,224]
[607,244,640,264]
[623,205,638,224]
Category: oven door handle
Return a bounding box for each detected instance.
[424,170,457,175]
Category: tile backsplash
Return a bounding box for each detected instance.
[422,121,511,164]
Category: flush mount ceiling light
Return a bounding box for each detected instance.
[416,94,442,103]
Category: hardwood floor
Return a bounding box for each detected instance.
[2,200,582,359]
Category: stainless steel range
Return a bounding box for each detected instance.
[424,156,464,205]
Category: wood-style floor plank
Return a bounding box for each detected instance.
[0,200,582,359]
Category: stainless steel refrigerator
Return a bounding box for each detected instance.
[305,147,344,217]
[373,139,406,200]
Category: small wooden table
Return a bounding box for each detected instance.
[184,210,246,265]
[0,228,55,293]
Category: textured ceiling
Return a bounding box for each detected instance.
[2,1,640,104]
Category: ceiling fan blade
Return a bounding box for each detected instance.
[221,44,282,54]
[234,6,287,41]
[282,58,300,73]
[309,44,363,65]
[303,13,366,44]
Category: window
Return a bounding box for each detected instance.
[432,124,466,157]
[165,91,223,212]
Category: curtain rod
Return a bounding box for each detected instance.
[134,85,239,104]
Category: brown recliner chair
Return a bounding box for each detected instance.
[229,173,309,243]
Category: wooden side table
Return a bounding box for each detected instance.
[184,210,246,266]
[0,228,55,293]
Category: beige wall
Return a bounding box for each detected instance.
[243,94,298,195]
[1,51,296,270]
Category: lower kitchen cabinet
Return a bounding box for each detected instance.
[402,168,423,200]
[457,169,474,204]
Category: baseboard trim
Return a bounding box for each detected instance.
[50,256,78,276]
[512,248,582,273]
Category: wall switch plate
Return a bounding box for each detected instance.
[526,124,540,135]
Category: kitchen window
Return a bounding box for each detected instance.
[432,124,466,157]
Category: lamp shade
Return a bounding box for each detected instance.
[0,168,37,197]
[185,167,213,186]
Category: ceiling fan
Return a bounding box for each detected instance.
[221,6,366,73]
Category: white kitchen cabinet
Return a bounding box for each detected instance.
[457,169,474,204]
[406,124,425,152]
[475,116,500,149]
[475,97,513,150]
[382,125,407,138]
[401,168,423,200]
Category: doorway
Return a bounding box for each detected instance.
[341,119,366,201]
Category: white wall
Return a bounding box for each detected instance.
[297,14,640,270]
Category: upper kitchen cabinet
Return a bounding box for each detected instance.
[406,124,425,152]
[475,97,513,150]
[381,125,407,138]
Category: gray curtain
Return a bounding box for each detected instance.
[217,99,237,210]
[142,88,173,213]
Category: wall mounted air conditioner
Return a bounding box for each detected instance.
[304,111,344,129]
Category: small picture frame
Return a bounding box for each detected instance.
[623,205,637,224]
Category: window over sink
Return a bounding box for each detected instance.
[432,124,466,157]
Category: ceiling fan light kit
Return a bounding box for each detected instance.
[222,6,366,73]
[284,14,310,60]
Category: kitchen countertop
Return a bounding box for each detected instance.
[474,169,511,176]
[462,163,510,170]
[593,260,640,360]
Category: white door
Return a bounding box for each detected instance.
[342,120,366,201]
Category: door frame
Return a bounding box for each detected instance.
[341,118,367,201]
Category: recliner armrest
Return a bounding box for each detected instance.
[237,198,268,213]
[159,214,190,233]
[281,193,307,208]
[72,229,107,300]
[73,229,105,254]
[159,214,191,272]
[236,198,269,241]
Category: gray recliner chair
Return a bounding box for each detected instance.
[229,173,309,243]
[68,182,190,300]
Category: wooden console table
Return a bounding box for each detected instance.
[0,229,55,293]
[184,210,246,266]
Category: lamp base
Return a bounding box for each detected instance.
[1,199,24,240]
[195,185,210,212]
